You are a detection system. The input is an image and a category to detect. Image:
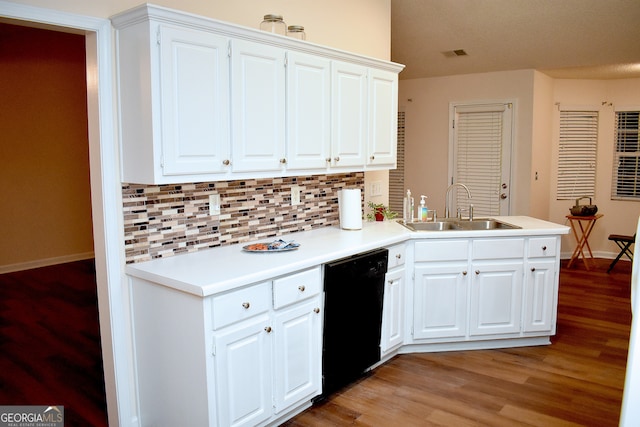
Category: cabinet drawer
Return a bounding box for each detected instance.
[414,240,468,262]
[273,267,321,310]
[387,244,406,269]
[528,237,557,257]
[211,281,271,330]
[472,238,524,259]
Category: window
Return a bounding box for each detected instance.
[612,110,640,200]
[556,110,598,200]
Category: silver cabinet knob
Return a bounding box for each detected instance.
[542,246,547,251]
[298,285,305,292]
[222,159,231,166]
[475,270,480,275]
[462,271,467,276]
[334,156,340,162]
[370,155,375,161]
[242,302,250,309]
[314,308,320,314]
[396,254,402,259]
[531,267,536,272]
[280,158,287,164]
[264,326,272,333]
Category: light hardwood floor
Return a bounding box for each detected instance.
[284,258,632,426]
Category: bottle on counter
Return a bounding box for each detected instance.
[419,195,428,221]
[404,189,414,223]
[260,14,287,35]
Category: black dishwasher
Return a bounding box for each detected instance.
[320,248,388,398]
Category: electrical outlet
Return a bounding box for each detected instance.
[371,181,383,197]
[209,193,221,215]
[291,185,301,206]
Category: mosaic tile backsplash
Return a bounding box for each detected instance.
[123,173,364,263]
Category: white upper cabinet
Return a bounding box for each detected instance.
[368,68,398,168]
[331,61,368,169]
[159,26,231,176]
[230,39,286,173]
[285,52,331,170]
[112,4,404,184]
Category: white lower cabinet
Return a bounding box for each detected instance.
[381,244,406,356]
[213,267,322,427]
[413,262,468,340]
[214,314,273,427]
[411,236,558,345]
[523,259,556,333]
[469,260,523,336]
[273,299,322,413]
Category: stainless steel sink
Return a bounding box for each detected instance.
[402,218,520,232]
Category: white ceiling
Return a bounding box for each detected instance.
[391,0,640,80]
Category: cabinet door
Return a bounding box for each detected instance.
[413,263,468,340]
[214,314,272,427]
[381,267,405,353]
[159,25,230,175]
[331,61,367,169]
[286,52,331,170]
[273,298,322,413]
[231,39,286,172]
[523,259,557,333]
[367,68,398,168]
[469,261,523,336]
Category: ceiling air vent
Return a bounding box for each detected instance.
[442,49,468,57]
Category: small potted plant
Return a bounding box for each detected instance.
[366,202,398,222]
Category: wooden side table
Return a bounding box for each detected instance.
[566,214,603,270]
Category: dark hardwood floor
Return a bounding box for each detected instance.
[285,258,633,427]
[0,258,631,427]
[0,259,108,427]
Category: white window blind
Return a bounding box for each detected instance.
[455,106,504,216]
[556,110,598,200]
[612,110,640,200]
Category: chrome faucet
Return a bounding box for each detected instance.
[445,183,472,219]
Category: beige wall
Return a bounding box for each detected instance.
[550,78,640,257]
[9,0,390,60]
[399,70,640,258]
[0,23,94,271]
[399,69,536,217]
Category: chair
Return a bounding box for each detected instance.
[607,233,635,273]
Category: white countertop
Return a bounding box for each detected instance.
[125,216,569,297]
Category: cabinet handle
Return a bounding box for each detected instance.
[314,308,320,314]
[388,279,395,284]
[222,159,230,166]
[242,302,250,309]
[370,155,375,161]
[531,267,536,272]
[298,285,305,292]
[462,271,467,275]
[280,158,287,164]
[542,246,547,251]
[475,270,480,275]
[396,254,402,259]
[326,157,331,163]
[334,156,340,162]
[264,326,272,333]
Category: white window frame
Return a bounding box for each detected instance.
[556,107,599,200]
[611,107,640,201]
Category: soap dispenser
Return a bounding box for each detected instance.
[419,195,428,221]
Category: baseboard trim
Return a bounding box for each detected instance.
[0,252,95,274]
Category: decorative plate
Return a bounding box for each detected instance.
[242,239,300,253]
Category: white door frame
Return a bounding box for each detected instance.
[448,99,516,216]
[0,2,135,426]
